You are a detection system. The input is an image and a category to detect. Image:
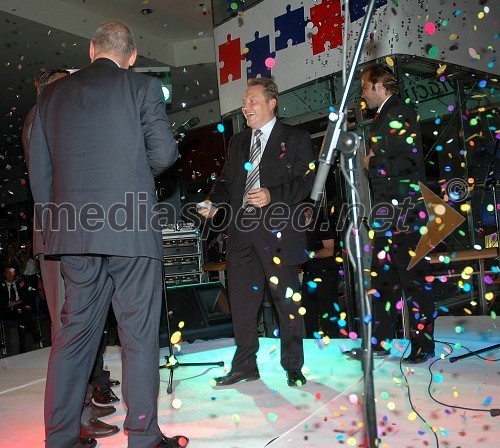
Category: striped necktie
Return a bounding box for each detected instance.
[243,129,262,207]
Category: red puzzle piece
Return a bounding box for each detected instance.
[310,0,343,56]
[218,34,246,85]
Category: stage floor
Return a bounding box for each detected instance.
[0,316,498,447]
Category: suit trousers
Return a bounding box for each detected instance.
[227,222,304,373]
[44,255,163,448]
[40,254,111,425]
[302,263,340,338]
[38,255,65,342]
[370,234,435,352]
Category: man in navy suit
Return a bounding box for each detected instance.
[23,67,120,445]
[28,21,186,448]
[344,64,436,364]
[199,78,315,387]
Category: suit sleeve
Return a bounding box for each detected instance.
[267,130,316,206]
[28,105,53,232]
[368,104,422,178]
[141,77,179,177]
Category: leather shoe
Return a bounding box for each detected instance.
[286,369,307,387]
[80,417,120,439]
[92,384,120,405]
[153,434,189,447]
[402,351,435,364]
[72,437,97,448]
[343,348,390,360]
[213,369,260,386]
[108,378,120,387]
[90,401,116,418]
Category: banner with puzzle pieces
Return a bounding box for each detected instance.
[214,0,496,115]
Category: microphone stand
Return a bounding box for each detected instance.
[310,1,379,446]
[158,265,224,394]
[451,140,500,364]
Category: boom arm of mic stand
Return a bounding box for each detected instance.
[311,113,344,204]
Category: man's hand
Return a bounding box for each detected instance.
[364,150,375,170]
[247,188,271,208]
[7,299,22,308]
[197,200,217,218]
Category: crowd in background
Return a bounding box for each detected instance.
[0,239,48,353]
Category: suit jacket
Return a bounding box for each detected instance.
[367,94,426,234]
[22,105,44,257]
[28,58,178,260]
[209,120,315,265]
[0,278,35,320]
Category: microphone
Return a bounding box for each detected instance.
[173,117,200,140]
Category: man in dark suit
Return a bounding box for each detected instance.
[344,64,436,364]
[28,21,186,448]
[23,67,121,445]
[199,77,315,387]
[0,264,38,353]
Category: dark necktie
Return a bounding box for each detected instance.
[8,283,16,301]
[243,129,262,207]
[373,112,380,123]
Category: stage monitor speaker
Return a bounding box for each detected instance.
[159,282,232,346]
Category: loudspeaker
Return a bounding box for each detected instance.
[159,282,232,346]
[156,175,187,225]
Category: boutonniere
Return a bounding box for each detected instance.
[279,142,287,159]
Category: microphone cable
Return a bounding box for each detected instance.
[399,339,500,448]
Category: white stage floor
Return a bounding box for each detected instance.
[0,316,498,447]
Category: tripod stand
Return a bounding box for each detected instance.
[449,343,500,363]
[159,269,224,394]
[460,139,500,362]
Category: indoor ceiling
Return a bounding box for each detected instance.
[0,0,219,151]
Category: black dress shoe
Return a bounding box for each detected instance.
[286,369,307,387]
[153,434,189,447]
[402,351,435,364]
[80,417,120,439]
[108,378,120,387]
[90,401,116,418]
[92,384,120,405]
[343,348,390,360]
[72,437,97,448]
[213,369,260,386]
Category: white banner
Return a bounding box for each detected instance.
[214,0,497,115]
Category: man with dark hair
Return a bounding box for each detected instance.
[344,63,436,364]
[28,21,186,448]
[199,77,315,387]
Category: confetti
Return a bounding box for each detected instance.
[349,394,359,405]
[171,398,182,409]
[267,412,278,421]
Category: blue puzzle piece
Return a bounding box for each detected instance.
[348,0,388,22]
[274,4,307,51]
[246,31,276,79]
